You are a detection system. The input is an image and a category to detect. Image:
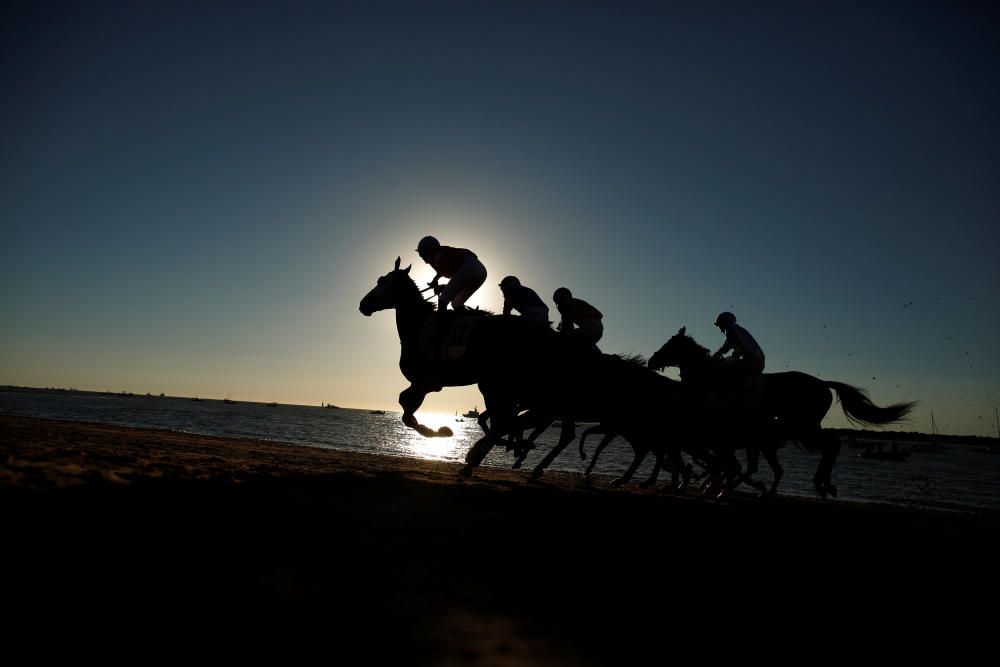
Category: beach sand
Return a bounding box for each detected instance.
[2,414,995,662]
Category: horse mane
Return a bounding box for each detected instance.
[607,352,648,367]
[462,306,496,317]
[682,333,712,359]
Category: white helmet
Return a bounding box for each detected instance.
[416,236,440,255]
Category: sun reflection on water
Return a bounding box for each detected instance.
[397,412,476,461]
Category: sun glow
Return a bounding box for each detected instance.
[400,411,476,461]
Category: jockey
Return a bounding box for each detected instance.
[417,236,487,311]
[499,276,549,324]
[552,287,603,349]
[711,311,765,378]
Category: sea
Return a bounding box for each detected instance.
[2,389,998,515]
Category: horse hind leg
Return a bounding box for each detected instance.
[808,430,840,498]
[529,421,577,481]
[610,448,646,488]
[459,435,495,477]
[511,422,546,470]
[584,432,616,478]
[639,451,663,488]
[658,449,685,493]
[762,446,783,497]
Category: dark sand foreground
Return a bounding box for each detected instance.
[2,415,996,662]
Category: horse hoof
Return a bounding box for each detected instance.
[458,465,474,477]
[512,458,524,470]
[828,484,838,498]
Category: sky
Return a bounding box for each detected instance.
[1,0,998,436]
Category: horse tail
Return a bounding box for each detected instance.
[826,381,916,427]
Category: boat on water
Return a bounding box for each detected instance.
[463,406,481,419]
[370,409,386,415]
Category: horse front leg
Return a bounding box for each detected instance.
[460,388,517,476]
[398,385,425,428]
[399,383,449,437]
[529,420,577,481]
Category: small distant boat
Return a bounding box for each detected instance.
[267,401,278,407]
[223,391,235,404]
[192,396,203,402]
[463,406,481,419]
[370,409,386,415]
[322,402,340,409]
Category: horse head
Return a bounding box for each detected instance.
[359,256,419,316]
[648,326,705,371]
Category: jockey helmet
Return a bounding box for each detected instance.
[715,311,737,328]
[499,276,520,290]
[553,287,572,304]
[416,236,440,255]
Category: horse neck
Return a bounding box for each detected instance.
[394,297,433,342]
[679,350,713,386]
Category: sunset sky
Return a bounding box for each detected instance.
[2,1,998,436]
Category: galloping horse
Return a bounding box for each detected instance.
[648,327,915,498]
[521,354,690,486]
[359,257,578,472]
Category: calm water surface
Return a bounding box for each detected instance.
[2,390,997,514]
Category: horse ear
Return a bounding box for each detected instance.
[394,256,401,270]
[403,264,411,274]
[679,326,686,335]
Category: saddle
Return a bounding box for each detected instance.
[709,374,767,412]
[418,310,484,361]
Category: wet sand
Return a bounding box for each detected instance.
[2,414,995,662]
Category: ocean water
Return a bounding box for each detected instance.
[2,389,998,514]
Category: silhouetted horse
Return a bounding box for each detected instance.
[578,421,697,491]
[509,353,694,487]
[648,327,915,498]
[359,258,589,472]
